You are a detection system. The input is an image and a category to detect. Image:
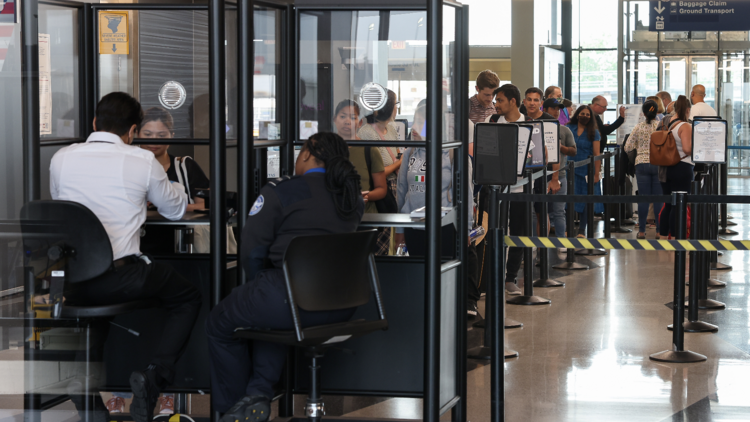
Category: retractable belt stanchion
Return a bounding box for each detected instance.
[670,181,718,333]
[468,187,518,360]
[611,147,632,234]
[709,165,733,271]
[718,163,738,234]
[533,166,564,288]
[553,160,589,270]
[696,171,727,310]
[507,170,551,306]
[603,152,612,239]
[576,155,606,256]
[650,191,707,363]
[698,170,727,290]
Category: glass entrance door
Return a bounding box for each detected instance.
[720,53,750,174]
[660,56,687,100]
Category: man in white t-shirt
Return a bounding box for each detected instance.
[484,84,528,295]
[689,84,716,120]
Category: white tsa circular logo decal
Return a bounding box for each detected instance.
[250,195,265,216]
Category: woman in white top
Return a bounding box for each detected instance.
[658,95,693,238]
[357,89,403,191]
[624,100,663,239]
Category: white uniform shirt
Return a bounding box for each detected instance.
[485,113,528,192]
[689,102,716,120]
[50,131,187,260]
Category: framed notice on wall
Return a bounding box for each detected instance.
[691,118,727,164]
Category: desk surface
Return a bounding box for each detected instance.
[359,209,456,229]
[145,210,210,226]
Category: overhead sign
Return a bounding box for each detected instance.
[99,11,129,55]
[649,1,750,32]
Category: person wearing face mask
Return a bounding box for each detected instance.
[567,105,601,237]
[50,92,200,422]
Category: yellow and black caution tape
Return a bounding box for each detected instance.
[504,236,750,252]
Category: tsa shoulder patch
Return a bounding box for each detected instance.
[249,195,264,216]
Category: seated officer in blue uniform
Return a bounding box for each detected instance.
[206,132,366,422]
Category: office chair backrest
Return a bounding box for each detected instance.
[21,200,114,283]
[283,230,378,312]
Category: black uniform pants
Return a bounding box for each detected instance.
[65,258,202,384]
[205,268,356,412]
[506,201,533,282]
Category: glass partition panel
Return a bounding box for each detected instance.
[254,8,281,140]
[298,9,427,141]
[690,56,717,110]
[572,50,618,104]
[39,4,79,140]
[442,5,455,142]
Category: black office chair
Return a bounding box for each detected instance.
[20,200,157,422]
[233,230,388,421]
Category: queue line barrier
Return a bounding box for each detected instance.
[505,235,750,252]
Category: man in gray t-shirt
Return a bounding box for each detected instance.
[543,98,577,242]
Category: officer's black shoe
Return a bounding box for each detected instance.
[129,366,163,422]
[220,395,270,422]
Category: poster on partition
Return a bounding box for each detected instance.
[99,11,129,55]
[526,122,546,170]
[516,125,532,177]
[616,104,644,145]
[39,33,52,135]
[542,120,560,165]
[692,120,727,164]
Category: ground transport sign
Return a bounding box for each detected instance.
[649,1,750,32]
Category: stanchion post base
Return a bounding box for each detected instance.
[467,346,491,360]
[611,226,633,233]
[553,261,589,270]
[667,321,719,333]
[575,249,607,256]
[649,350,707,363]
[532,278,565,288]
[467,346,518,360]
[707,278,727,288]
[711,262,732,271]
[697,299,726,310]
[726,220,737,226]
[473,318,524,329]
[505,318,523,329]
[718,229,739,236]
[506,295,551,306]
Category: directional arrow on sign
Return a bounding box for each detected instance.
[654,1,665,14]
[112,44,117,52]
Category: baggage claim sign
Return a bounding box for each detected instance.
[649,1,749,32]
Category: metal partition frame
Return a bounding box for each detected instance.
[287,1,469,421]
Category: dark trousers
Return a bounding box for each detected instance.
[403,227,481,302]
[205,268,355,412]
[65,258,202,384]
[659,162,694,237]
[506,201,533,282]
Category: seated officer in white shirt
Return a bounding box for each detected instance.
[50,92,202,422]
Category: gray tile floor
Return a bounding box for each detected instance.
[4,179,750,422]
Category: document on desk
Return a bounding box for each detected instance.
[692,120,727,164]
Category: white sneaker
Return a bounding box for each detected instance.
[505,282,522,295]
[558,247,568,254]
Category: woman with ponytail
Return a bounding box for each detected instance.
[206,132,364,422]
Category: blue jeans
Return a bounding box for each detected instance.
[635,163,663,233]
[551,177,567,237]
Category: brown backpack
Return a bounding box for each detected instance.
[650,120,683,166]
